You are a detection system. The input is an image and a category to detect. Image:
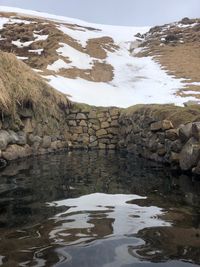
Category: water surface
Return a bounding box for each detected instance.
[0,151,199,267]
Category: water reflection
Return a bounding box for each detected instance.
[0,151,199,266]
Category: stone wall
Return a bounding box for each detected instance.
[1,102,200,177]
[118,105,200,175]
[66,105,120,150]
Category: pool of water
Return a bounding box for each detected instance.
[0,151,199,267]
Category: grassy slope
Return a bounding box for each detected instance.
[0,51,70,120]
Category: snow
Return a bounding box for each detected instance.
[56,42,94,69]
[47,59,69,72]
[29,48,43,55]
[17,56,28,60]
[0,6,198,107]
[47,47,195,107]
[48,193,170,244]
[0,17,9,29]
[12,39,34,48]
[33,33,48,41]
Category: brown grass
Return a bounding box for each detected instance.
[136,18,200,99]
[0,51,70,118]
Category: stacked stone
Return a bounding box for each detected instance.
[119,111,200,174]
[66,106,120,150]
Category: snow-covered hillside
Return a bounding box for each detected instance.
[0,6,199,107]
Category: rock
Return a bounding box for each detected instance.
[191,122,200,141]
[89,136,97,143]
[88,110,97,119]
[101,122,110,129]
[99,143,106,149]
[165,129,179,141]
[0,158,7,169]
[42,136,51,149]
[68,120,77,126]
[110,120,119,127]
[179,123,192,143]
[79,120,87,127]
[23,118,34,133]
[108,144,116,150]
[150,120,173,131]
[72,126,83,134]
[0,130,10,150]
[170,152,180,164]
[96,129,107,137]
[109,109,119,117]
[76,113,87,120]
[66,114,76,120]
[2,144,32,161]
[170,140,183,153]
[8,130,19,144]
[17,131,27,145]
[89,141,98,147]
[179,137,200,171]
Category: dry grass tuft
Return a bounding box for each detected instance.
[0,51,70,118]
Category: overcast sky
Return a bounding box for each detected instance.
[0,0,199,26]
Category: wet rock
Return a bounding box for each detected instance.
[179,137,200,171]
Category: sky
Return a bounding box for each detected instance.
[0,0,199,26]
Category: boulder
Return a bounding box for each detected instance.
[179,123,192,143]
[2,144,32,161]
[179,137,200,171]
[0,130,10,150]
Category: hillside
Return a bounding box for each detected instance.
[0,6,199,107]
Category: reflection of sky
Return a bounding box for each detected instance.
[0,0,200,26]
[48,193,170,245]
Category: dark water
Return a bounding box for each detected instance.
[0,151,200,267]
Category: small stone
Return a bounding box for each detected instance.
[79,120,87,127]
[110,120,119,127]
[165,129,179,141]
[68,120,77,127]
[109,108,119,117]
[42,136,51,149]
[99,143,106,149]
[101,122,110,129]
[96,129,107,137]
[88,111,97,119]
[76,113,87,120]
[150,120,173,131]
